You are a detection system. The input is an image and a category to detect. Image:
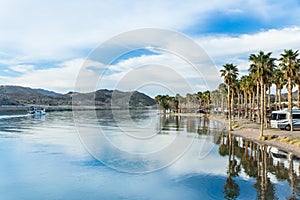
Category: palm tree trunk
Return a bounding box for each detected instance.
[248,92,251,119]
[268,85,271,109]
[275,86,278,110]
[227,85,232,131]
[241,92,244,118]
[288,78,293,132]
[289,155,295,199]
[256,82,260,123]
[279,88,282,110]
[260,81,264,137]
[252,91,255,120]
[231,89,234,119]
[237,91,240,118]
[221,95,224,115]
[264,84,268,128]
[244,91,248,118]
[298,83,300,108]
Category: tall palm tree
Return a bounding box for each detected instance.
[234,80,241,118]
[218,83,227,114]
[175,94,183,113]
[249,51,275,136]
[280,49,300,131]
[249,77,256,121]
[231,80,237,119]
[264,56,276,127]
[273,68,286,110]
[240,76,249,118]
[210,89,220,112]
[248,73,257,120]
[203,90,211,113]
[220,63,239,131]
[249,68,260,123]
[294,76,300,109]
[196,91,203,110]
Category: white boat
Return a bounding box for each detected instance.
[28,106,46,115]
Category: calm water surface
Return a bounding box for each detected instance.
[0,110,299,199]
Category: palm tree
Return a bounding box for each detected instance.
[196,91,203,110]
[218,83,227,115]
[294,76,300,109]
[266,81,273,109]
[220,64,239,131]
[280,49,300,131]
[155,95,170,113]
[211,89,221,113]
[203,90,211,113]
[248,76,256,121]
[249,51,275,136]
[234,80,241,118]
[246,73,257,120]
[231,81,237,118]
[223,135,240,200]
[240,76,249,118]
[169,96,179,113]
[273,68,286,110]
[264,56,276,127]
[249,68,260,123]
[175,94,183,113]
[155,95,163,113]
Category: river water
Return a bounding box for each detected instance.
[0,110,298,199]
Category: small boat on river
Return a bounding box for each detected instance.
[28,106,46,116]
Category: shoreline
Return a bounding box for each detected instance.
[2,107,300,157]
[0,105,156,112]
[172,112,300,157]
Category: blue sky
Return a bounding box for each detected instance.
[1,0,300,96]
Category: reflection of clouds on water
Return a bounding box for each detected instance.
[1,111,299,199]
[74,109,226,173]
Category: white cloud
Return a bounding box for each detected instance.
[198,26,300,90]
[198,26,300,67]
[0,0,218,60]
[2,0,297,60]
[1,58,106,93]
[10,64,35,73]
[1,0,300,95]
[96,52,220,95]
[2,26,300,95]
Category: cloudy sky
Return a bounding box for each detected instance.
[1,0,300,97]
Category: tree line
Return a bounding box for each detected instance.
[154,91,211,114]
[221,49,300,135]
[155,49,300,136]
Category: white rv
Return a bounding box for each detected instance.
[270,108,300,129]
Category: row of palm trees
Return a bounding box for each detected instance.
[220,49,300,135]
[154,91,211,114]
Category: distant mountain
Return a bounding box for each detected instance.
[0,85,69,105]
[0,85,156,108]
[36,88,59,95]
[280,90,299,101]
[72,89,156,107]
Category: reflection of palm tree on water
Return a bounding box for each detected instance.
[252,145,277,200]
[223,134,241,199]
[218,134,300,199]
[287,154,296,200]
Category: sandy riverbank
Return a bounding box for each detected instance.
[172,112,300,157]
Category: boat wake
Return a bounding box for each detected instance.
[0,114,30,120]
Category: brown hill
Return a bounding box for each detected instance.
[0,85,156,108]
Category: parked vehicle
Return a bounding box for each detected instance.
[270,108,300,128]
[277,119,300,131]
